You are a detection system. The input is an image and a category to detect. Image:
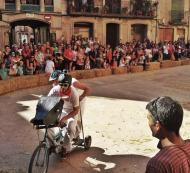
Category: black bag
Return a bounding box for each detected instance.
[30,96,64,126]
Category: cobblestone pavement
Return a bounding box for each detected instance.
[0,65,190,173]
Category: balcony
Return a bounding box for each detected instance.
[68,4,102,17]
[129,0,158,18]
[5,3,16,11]
[21,4,40,12]
[67,2,157,19]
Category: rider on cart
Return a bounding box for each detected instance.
[48,73,80,153]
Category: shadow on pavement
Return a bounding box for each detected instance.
[48,147,149,173]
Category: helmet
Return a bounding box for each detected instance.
[49,70,62,81]
[58,74,72,88]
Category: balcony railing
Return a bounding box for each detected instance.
[45,5,54,12]
[5,3,16,11]
[21,4,40,12]
[68,3,157,18]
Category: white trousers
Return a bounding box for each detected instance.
[48,114,80,153]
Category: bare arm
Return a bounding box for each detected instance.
[59,106,80,126]
[73,81,91,101]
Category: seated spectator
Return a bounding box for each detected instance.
[0,63,8,80]
[145,96,190,173]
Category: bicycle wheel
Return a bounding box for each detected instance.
[28,143,49,173]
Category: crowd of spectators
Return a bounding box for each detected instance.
[0,35,190,80]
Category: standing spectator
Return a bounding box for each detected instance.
[33,49,41,74]
[85,43,91,55]
[106,44,112,66]
[10,52,23,76]
[45,56,55,74]
[168,41,175,60]
[45,41,53,55]
[113,47,121,67]
[3,45,12,73]
[76,48,85,70]
[0,51,3,65]
[63,44,74,71]
[36,45,45,72]
[22,44,31,61]
[119,55,127,67]
[72,45,78,70]
[152,44,160,61]
[89,46,96,69]
[0,62,8,80]
[25,55,36,75]
[84,55,91,70]
[162,42,169,60]
[145,96,190,173]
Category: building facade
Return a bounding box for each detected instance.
[0,0,189,49]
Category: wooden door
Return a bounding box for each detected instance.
[159,28,174,42]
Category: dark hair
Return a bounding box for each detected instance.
[146,96,183,135]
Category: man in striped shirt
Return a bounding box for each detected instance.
[145,96,190,173]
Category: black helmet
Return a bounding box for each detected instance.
[49,70,62,81]
[58,74,72,88]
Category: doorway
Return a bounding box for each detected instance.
[10,19,50,46]
[106,23,120,49]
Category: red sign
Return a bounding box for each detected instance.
[44,15,51,21]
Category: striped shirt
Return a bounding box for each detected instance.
[146,140,190,173]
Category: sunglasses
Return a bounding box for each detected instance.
[59,83,70,88]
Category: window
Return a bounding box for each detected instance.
[21,0,39,4]
[105,0,121,13]
[171,0,184,23]
[45,0,53,5]
[5,0,15,3]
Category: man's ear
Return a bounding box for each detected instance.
[155,121,162,131]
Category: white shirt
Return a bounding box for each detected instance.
[48,85,79,115]
[45,60,54,74]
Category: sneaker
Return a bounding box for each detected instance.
[73,136,84,146]
[73,136,80,143]
[60,147,67,159]
[65,143,73,153]
[49,146,55,155]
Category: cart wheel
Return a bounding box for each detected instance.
[84,136,92,150]
[28,143,49,173]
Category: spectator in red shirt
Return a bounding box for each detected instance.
[64,44,74,71]
[146,96,190,173]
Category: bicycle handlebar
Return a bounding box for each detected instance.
[35,124,57,129]
[35,122,67,129]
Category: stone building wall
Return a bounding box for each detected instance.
[0,0,190,49]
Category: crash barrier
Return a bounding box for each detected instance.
[0,59,190,95]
